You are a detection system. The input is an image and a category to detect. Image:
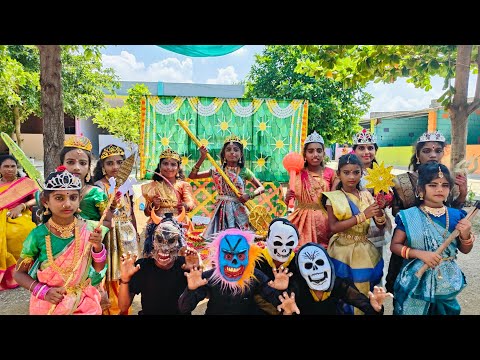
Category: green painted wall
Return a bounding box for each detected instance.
[375,116,428,147]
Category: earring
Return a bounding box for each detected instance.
[102,168,106,175]
[43,206,51,216]
[419,193,424,200]
[86,173,91,182]
[76,208,82,214]
[238,158,242,165]
[416,157,420,165]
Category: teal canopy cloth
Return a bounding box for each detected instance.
[157,45,243,57]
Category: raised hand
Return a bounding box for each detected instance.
[199,145,208,160]
[268,265,293,290]
[89,228,104,252]
[184,266,208,290]
[120,251,141,283]
[179,246,201,271]
[368,286,394,312]
[364,202,382,219]
[238,193,250,204]
[277,291,300,315]
[285,189,296,203]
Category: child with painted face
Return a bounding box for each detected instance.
[13,166,109,315]
[321,154,385,315]
[254,218,299,314]
[178,228,291,315]
[118,214,200,315]
[391,163,473,315]
[277,242,392,315]
[189,135,265,240]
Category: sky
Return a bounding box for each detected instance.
[101,45,478,115]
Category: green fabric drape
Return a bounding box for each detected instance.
[157,45,243,57]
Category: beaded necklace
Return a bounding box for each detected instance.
[420,206,450,239]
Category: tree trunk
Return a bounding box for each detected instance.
[38,45,64,178]
[449,45,471,170]
[13,106,22,149]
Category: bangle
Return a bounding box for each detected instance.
[401,245,408,259]
[32,282,44,296]
[405,248,411,259]
[22,203,27,211]
[28,280,38,292]
[119,278,129,285]
[374,215,386,225]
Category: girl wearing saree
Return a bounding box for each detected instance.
[322,154,385,315]
[13,166,109,315]
[284,131,335,248]
[93,144,139,315]
[0,155,37,290]
[391,163,473,315]
[189,135,265,241]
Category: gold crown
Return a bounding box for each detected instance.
[64,135,92,152]
[100,144,125,160]
[159,148,181,162]
[223,134,242,145]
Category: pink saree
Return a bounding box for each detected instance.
[29,223,102,315]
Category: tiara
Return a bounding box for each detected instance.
[100,144,125,160]
[352,128,377,145]
[417,130,446,143]
[64,135,92,152]
[304,131,324,145]
[224,134,242,145]
[44,170,82,190]
[159,148,181,162]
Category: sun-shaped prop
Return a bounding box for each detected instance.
[364,161,395,195]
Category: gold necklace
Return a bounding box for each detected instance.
[420,206,449,239]
[45,218,81,279]
[48,218,76,238]
[422,205,446,217]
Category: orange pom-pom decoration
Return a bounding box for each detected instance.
[282,152,304,208]
[56,165,67,172]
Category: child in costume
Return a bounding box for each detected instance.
[189,135,265,240]
[278,242,392,315]
[13,166,109,315]
[391,163,473,315]
[142,148,195,232]
[118,213,200,315]
[284,131,335,248]
[178,228,291,315]
[322,153,385,315]
[93,144,140,315]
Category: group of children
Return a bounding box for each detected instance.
[0,127,475,315]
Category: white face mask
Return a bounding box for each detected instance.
[297,245,332,291]
[266,221,299,263]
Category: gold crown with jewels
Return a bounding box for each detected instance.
[100,144,125,160]
[223,134,242,145]
[159,148,181,162]
[64,135,92,152]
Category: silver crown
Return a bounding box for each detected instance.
[417,130,446,143]
[304,131,324,145]
[352,129,377,145]
[44,170,82,190]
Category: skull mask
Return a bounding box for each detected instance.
[296,243,335,292]
[266,220,299,263]
[152,219,183,268]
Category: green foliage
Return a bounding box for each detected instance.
[245,45,371,145]
[295,45,461,108]
[61,45,120,118]
[0,46,40,132]
[92,83,151,145]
